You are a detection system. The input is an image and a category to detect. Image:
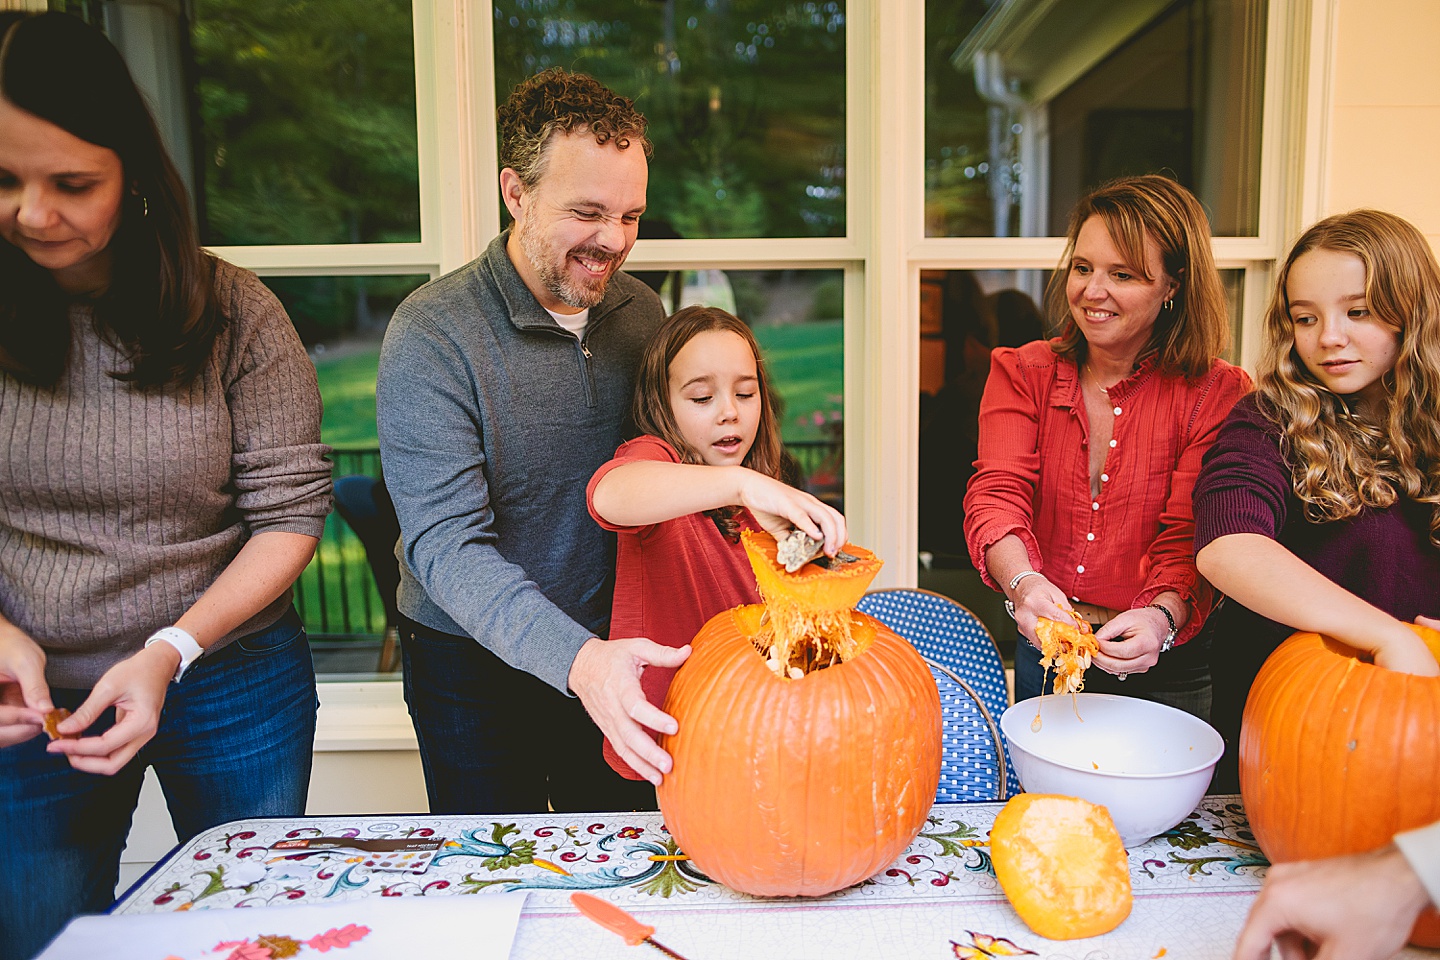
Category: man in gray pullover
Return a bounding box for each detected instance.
[375,69,683,813]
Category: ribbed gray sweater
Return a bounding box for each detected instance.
[0,259,333,688]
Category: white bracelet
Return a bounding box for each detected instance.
[1008,570,1043,593]
[145,626,204,682]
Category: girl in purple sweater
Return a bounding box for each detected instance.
[1194,210,1440,791]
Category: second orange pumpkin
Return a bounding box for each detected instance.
[1240,624,1440,946]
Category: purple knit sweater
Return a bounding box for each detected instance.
[1194,394,1440,787]
[1194,395,1440,637]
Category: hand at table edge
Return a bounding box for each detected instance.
[1231,843,1432,960]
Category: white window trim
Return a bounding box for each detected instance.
[201,0,1333,736]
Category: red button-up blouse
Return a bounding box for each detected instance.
[962,339,1251,645]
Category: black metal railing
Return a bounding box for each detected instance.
[296,442,844,640]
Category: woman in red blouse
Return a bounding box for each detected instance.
[963,176,1250,717]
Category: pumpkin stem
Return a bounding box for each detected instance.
[742,531,883,679]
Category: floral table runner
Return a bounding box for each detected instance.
[112,795,1417,959]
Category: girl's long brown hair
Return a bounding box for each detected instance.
[1256,209,1440,544]
[630,305,798,540]
[1047,174,1230,378]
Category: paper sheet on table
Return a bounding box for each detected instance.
[36,891,528,960]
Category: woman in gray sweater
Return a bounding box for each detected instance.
[0,14,332,959]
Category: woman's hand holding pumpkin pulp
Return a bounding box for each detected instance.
[1010,574,1076,649]
[1091,595,1186,677]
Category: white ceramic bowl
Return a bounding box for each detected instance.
[999,693,1225,846]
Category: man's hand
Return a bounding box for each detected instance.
[0,621,51,748]
[47,642,178,775]
[568,637,691,786]
[1232,844,1431,960]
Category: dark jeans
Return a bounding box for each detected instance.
[399,617,658,815]
[0,607,317,960]
[1014,624,1213,723]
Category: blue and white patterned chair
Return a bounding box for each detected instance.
[860,588,1021,797]
[926,658,1007,802]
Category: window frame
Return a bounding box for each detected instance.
[191,1,1333,730]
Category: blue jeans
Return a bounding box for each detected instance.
[1013,625,1213,722]
[0,608,317,960]
[399,617,657,815]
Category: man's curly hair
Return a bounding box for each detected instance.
[498,67,651,187]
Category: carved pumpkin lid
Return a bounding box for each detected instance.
[741,530,882,613]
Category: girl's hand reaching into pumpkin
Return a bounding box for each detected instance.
[738,472,846,558]
[1368,617,1440,677]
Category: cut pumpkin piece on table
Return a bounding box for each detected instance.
[990,794,1132,940]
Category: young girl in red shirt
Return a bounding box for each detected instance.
[587,305,847,780]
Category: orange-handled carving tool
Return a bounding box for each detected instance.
[570,892,693,960]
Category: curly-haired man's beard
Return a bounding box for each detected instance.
[519,224,620,310]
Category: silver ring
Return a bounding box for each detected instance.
[1117,672,1128,681]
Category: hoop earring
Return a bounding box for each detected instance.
[1164,298,1174,311]
[142,196,150,218]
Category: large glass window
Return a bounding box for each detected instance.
[926,0,1267,238]
[492,1,847,239]
[268,274,429,675]
[190,0,421,245]
[53,0,423,246]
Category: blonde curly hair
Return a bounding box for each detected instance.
[1256,209,1440,544]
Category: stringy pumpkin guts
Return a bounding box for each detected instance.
[1032,610,1099,731]
[741,531,883,679]
[1037,611,1098,695]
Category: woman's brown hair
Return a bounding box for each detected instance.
[1047,174,1230,378]
[0,12,223,389]
[631,305,798,540]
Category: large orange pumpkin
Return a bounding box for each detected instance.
[656,532,942,897]
[1240,623,1440,946]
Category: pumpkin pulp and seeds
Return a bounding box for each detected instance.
[1031,609,1099,731]
[742,530,882,681]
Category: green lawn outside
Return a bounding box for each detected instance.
[311,319,844,450]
